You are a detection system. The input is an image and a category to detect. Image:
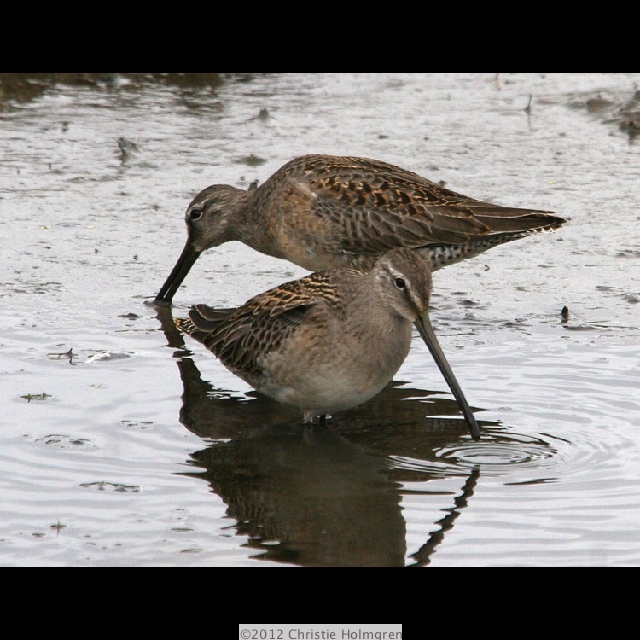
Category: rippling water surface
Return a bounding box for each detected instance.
[1,73,639,566]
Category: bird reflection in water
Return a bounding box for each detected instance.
[156,306,487,566]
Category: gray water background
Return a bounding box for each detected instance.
[1,73,639,566]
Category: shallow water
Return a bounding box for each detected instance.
[1,73,639,566]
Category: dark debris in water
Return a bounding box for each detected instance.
[50,520,66,532]
[80,481,140,492]
[47,348,76,364]
[35,434,96,449]
[236,154,266,167]
[568,88,640,140]
[21,392,52,402]
[47,348,136,365]
[117,136,139,164]
[120,420,155,429]
[504,477,558,486]
[616,248,640,259]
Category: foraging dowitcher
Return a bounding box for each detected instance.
[155,154,565,305]
[175,247,481,440]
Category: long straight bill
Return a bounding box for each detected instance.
[154,242,201,306]
[415,313,481,440]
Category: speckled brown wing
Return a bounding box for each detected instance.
[175,272,345,377]
[268,154,560,256]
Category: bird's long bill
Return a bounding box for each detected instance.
[153,241,201,306]
[415,313,481,440]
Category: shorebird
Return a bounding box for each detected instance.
[154,154,565,305]
[174,247,481,440]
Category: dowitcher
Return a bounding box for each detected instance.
[155,154,565,305]
[175,247,481,440]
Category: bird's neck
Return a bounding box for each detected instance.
[231,188,281,254]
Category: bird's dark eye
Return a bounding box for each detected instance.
[189,208,203,220]
[395,277,406,289]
